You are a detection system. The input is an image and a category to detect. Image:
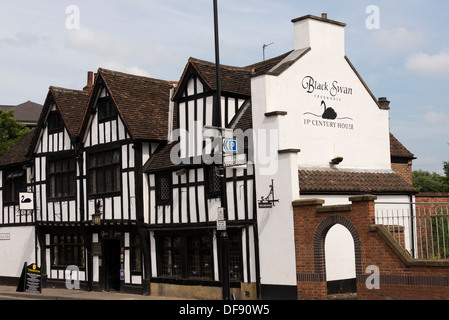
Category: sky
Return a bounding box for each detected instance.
[1,0,448,174]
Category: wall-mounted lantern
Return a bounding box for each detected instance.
[330,157,344,166]
[92,200,103,226]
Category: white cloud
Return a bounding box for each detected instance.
[405,52,449,77]
[0,31,46,48]
[99,62,150,77]
[371,27,426,51]
[423,111,449,125]
[65,28,130,58]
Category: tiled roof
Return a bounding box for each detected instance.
[298,169,417,194]
[0,131,34,167]
[247,50,296,77]
[0,101,43,124]
[51,87,91,137]
[390,133,415,159]
[173,58,253,99]
[230,101,252,132]
[173,51,295,100]
[28,87,91,156]
[143,142,179,173]
[96,68,175,141]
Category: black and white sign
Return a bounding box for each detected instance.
[0,233,10,240]
[16,263,42,294]
[217,220,227,231]
[223,154,247,169]
[25,264,42,293]
[19,192,34,210]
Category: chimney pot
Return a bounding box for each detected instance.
[322,13,328,19]
[378,97,390,110]
[83,71,94,91]
[87,71,94,86]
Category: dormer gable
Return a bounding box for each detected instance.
[80,68,175,144]
[29,86,90,156]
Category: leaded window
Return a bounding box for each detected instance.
[205,166,221,199]
[157,233,214,280]
[3,168,26,204]
[228,232,243,281]
[155,172,172,205]
[97,97,117,123]
[48,111,64,133]
[51,234,85,269]
[48,157,76,200]
[88,149,121,196]
[131,234,142,272]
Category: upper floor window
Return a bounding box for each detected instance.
[88,149,121,196]
[48,111,64,134]
[47,157,76,200]
[155,172,172,205]
[3,168,27,205]
[205,166,221,199]
[97,97,117,123]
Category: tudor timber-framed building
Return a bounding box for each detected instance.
[0,13,418,300]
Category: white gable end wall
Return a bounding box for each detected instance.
[251,14,393,292]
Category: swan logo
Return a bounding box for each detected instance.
[304,100,354,122]
[19,193,34,210]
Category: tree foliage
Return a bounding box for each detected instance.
[412,170,449,193]
[0,109,31,155]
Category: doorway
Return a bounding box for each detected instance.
[104,239,121,292]
[324,224,357,295]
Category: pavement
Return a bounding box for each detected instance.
[0,285,189,300]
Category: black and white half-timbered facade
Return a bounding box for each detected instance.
[143,58,260,299]
[0,14,418,300]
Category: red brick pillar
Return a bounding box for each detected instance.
[292,199,327,300]
[292,195,378,300]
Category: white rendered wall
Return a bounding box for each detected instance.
[251,16,392,288]
[0,226,36,278]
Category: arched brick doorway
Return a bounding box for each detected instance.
[325,224,357,294]
[313,215,363,293]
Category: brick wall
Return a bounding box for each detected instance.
[292,195,449,300]
[416,192,449,204]
[391,161,413,185]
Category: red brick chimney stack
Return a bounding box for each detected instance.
[83,71,94,91]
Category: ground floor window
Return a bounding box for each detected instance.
[51,234,85,269]
[131,234,142,273]
[157,232,213,280]
[156,230,243,282]
[228,232,243,282]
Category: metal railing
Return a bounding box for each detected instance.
[375,203,449,260]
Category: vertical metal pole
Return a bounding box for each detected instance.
[213,0,222,129]
[213,0,230,300]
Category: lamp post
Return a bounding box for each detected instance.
[213,0,230,301]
